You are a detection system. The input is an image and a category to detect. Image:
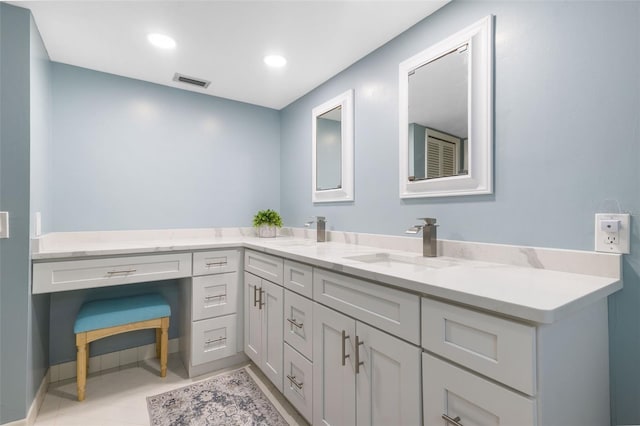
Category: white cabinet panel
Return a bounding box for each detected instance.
[423,353,536,426]
[192,249,239,276]
[244,272,262,366]
[422,297,536,395]
[191,273,238,321]
[244,250,283,285]
[191,314,237,366]
[356,322,421,426]
[313,303,356,426]
[33,253,192,293]
[313,268,420,344]
[261,279,284,392]
[284,343,313,423]
[284,290,313,360]
[284,259,313,299]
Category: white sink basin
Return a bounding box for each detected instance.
[343,252,457,269]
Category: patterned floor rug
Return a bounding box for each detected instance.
[146,368,289,426]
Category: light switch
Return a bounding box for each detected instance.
[0,212,8,239]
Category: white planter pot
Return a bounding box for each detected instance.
[257,225,277,238]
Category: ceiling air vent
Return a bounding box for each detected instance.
[172,73,211,89]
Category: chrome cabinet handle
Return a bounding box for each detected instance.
[259,288,265,310]
[287,318,303,329]
[205,294,226,301]
[253,286,258,307]
[442,415,463,426]
[341,330,350,366]
[286,374,303,389]
[107,269,136,275]
[205,337,226,345]
[355,335,364,374]
[205,261,227,267]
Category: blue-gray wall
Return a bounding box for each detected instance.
[28,12,51,412]
[0,4,49,423]
[47,64,281,364]
[51,63,281,231]
[280,2,640,424]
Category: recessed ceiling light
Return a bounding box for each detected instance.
[147,33,176,49]
[264,55,287,68]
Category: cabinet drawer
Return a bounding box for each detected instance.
[192,249,239,276]
[192,273,238,321]
[32,253,192,294]
[284,290,313,360]
[284,260,313,298]
[423,353,536,426]
[422,297,536,395]
[191,314,237,366]
[313,268,420,344]
[244,250,283,285]
[284,343,313,424]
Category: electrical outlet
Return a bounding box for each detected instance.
[595,213,630,254]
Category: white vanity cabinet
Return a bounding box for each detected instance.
[421,297,611,426]
[180,249,243,378]
[282,260,315,423]
[243,250,284,392]
[313,299,421,426]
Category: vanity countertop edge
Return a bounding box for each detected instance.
[31,233,622,325]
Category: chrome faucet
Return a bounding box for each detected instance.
[405,217,438,257]
[305,216,327,242]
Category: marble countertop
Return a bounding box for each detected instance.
[32,229,622,324]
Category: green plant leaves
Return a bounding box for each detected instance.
[252,209,283,228]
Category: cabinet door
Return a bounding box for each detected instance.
[423,353,536,426]
[261,279,284,392]
[313,303,356,426]
[355,322,421,426]
[244,272,262,366]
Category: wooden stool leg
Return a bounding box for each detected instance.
[86,343,90,375]
[155,328,161,359]
[76,333,87,401]
[160,317,169,377]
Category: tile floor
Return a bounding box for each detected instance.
[35,354,308,426]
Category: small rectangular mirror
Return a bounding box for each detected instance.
[312,89,354,203]
[399,16,493,198]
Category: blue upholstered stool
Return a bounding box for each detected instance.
[74,294,171,401]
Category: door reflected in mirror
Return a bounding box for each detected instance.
[408,45,468,181]
[316,106,342,190]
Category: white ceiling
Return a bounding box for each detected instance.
[14,1,449,110]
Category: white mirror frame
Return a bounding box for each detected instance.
[312,89,354,203]
[399,15,494,198]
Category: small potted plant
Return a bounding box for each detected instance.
[253,209,283,238]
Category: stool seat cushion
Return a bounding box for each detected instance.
[74,294,170,333]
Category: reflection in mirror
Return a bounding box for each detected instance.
[399,15,493,198]
[312,89,354,203]
[408,45,468,181]
[316,106,342,190]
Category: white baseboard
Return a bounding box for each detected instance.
[49,338,180,383]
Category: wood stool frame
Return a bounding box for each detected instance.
[75,316,169,401]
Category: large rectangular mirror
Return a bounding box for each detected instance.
[312,89,354,203]
[399,15,493,198]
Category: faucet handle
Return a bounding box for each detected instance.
[417,217,437,226]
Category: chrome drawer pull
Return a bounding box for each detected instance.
[287,318,303,329]
[355,335,364,374]
[205,337,226,345]
[341,330,350,366]
[107,269,136,275]
[259,288,265,309]
[442,415,463,426]
[286,374,303,389]
[204,294,226,301]
[205,261,227,267]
